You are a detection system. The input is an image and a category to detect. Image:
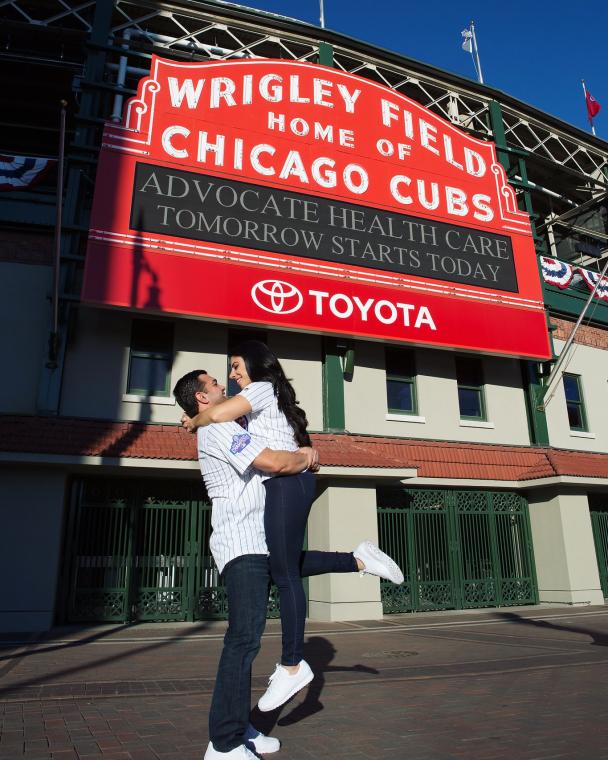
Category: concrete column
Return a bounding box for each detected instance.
[307,480,383,621]
[0,467,67,631]
[527,487,604,606]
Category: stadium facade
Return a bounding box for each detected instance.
[1,0,608,632]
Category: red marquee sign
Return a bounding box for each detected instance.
[83,56,551,359]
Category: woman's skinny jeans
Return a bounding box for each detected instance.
[264,470,358,666]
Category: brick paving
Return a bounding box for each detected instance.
[1,607,608,759]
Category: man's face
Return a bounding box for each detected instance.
[195,373,226,409]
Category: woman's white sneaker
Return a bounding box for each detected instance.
[353,541,404,584]
[257,660,314,712]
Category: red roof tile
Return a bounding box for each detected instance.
[1,415,608,482]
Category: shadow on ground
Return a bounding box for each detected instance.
[252,635,378,732]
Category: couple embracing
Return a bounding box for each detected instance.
[173,340,403,758]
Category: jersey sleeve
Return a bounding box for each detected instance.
[202,421,266,475]
[238,381,276,414]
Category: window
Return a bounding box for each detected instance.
[385,348,417,414]
[563,373,587,431]
[456,357,486,420]
[226,328,267,397]
[126,319,174,397]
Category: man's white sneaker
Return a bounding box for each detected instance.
[353,540,404,584]
[204,742,258,759]
[244,724,281,754]
[257,660,314,712]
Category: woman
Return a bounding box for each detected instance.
[183,340,403,712]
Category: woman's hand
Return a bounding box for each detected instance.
[181,413,197,433]
[181,411,213,432]
[299,446,320,473]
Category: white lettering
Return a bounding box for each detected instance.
[308,290,329,314]
[330,294,353,318]
[311,157,337,188]
[196,132,225,166]
[250,144,275,176]
[336,84,361,113]
[390,175,413,205]
[161,126,190,159]
[343,164,368,195]
[167,77,204,108]
[210,77,236,108]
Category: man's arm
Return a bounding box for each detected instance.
[253,446,319,475]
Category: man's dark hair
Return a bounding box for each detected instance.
[173,369,207,417]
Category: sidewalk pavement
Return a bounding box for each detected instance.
[1,606,608,760]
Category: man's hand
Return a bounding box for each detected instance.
[299,446,320,473]
[181,413,197,433]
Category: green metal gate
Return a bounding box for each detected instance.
[590,509,608,598]
[59,478,280,623]
[378,489,538,613]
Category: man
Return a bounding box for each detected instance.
[173,369,318,760]
[173,369,403,759]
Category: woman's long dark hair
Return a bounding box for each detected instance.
[231,340,311,447]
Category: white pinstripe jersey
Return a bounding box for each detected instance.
[197,421,268,573]
[239,381,299,453]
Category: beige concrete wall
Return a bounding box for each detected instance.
[528,487,604,606]
[61,309,229,423]
[544,339,608,452]
[60,307,324,428]
[344,340,530,445]
[0,263,52,414]
[307,480,383,621]
[0,467,67,631]
[267,331,323,432]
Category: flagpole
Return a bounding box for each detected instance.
[582,79,597,136]
[471,21,484,84]
[319,0,325,28]
[49,99,67,367]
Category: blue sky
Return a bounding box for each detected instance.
[233,0,608,137]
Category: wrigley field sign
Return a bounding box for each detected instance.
[83,57,550,359]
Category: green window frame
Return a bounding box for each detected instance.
[385,347,417,415]
[456,356,486,421]
[563,373,588,432]
[126,319,174,397]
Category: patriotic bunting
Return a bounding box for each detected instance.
[540,257,574,288]
[579,268,608,301]
[0,155,54,191]
[541,256,608,302]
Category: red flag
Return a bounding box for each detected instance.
[586,90,601,121]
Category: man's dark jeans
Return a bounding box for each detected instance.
[208,554,271,753]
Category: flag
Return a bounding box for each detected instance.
[0,155,54,191]
[461,28,473,53]
[586,90,601,121]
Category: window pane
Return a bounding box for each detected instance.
[458,387,482,418]
[387,379,414,412]
[456,357,482,386]
[128,355,170,395]
[566,403,584,430]
[386,348,414,378]
[131,319,173,353]
[563,375,581,403]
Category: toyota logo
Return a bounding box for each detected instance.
[251,280,304,315]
